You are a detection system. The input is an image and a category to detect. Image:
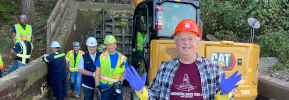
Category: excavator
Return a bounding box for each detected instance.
[129,0,259,99]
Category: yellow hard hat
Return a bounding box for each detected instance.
[104,35,117,44]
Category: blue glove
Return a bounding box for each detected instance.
[123,66,147,91]
[91,72,95,76]
[221,70,242,94]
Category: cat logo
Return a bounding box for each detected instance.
[211,53,236,71]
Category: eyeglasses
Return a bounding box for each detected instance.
[178,38,196,43]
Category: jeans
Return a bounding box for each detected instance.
[83,86,94,100]
[70,72,82,94]
[49,79,67,100]
[7,60,26,74]
[100,85,123,100]
[0,70,2,78]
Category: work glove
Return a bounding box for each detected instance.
[94,85,101,94]
[221,70,242,94]
[91,72,95,77]
[94,85,101,100]
[123,66,147,91]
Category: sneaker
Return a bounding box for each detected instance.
[73,94,80,99]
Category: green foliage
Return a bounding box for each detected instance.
[0,0,20,21]
[258,30,289,70]
[0,37,13,53]
[35,0,57,19]
[200,0,289,41]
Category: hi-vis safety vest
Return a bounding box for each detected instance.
[14,23,32,43]
[99,51,127,85]
[16,40,33,64]
[0,54,3,70]
[137,32,147,51]
[66,50,84,72]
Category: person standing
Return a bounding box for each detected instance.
[78,37,102,100]
[98,44,106,52]
[7,32,33,74]
[0,54,3,78]
[124,19,242,100]
[12,14,34,45]
[41,41,67,100]
[94,35,129,100]
[65,42,84,98]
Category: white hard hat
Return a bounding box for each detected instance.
[86,37,97,46]
[20,14,27,20]
[73,42,80,49]
[51,41,61,47]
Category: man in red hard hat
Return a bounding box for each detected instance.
[123,19,242,100]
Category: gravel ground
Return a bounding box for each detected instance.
[259,57,289,82]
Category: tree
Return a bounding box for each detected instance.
[21,0,35,25]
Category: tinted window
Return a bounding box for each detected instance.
[158,2,197,37]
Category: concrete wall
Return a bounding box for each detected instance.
[74,2,132,50]
[0,60,52,100]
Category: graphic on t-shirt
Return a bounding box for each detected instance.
[175,74,197,92]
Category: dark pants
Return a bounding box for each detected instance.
[49,79,67,100]
[100,85,123,100]
[0,70,2,78]
[83,86,94,100]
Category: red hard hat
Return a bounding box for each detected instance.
[173,19,201,38]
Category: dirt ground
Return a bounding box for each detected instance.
[259,57,289,82]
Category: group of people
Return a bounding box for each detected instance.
[41,35,128,100]
[0,14,242,100]
[0,14,34,78]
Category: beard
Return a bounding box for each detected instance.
[88,49,96,54]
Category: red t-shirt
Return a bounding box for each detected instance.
[170,61,203,100]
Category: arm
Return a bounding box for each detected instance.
[65,53,70,71]
[31,34,34,44]
[94,67,101,86]
[120,60,129,82]
[78,69,93,76]
[10,49,16,55]
[42,53,55,62]
[12,33,16,45]
[78,56,93,76]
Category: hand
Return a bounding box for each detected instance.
[40,54,45,58]
[123,66,147,91]
[91,72,95,77]
[221,70,242,94]
[94,85,101,95]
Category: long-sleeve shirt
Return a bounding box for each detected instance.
[43,50,67,80]
[135,54,234,100]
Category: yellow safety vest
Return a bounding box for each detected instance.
[137,32,147,51]
[99,51,127,85]
[0,54,3,70]
[14,23,32,43]
[66,50,84,72]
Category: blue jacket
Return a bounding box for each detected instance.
[43,50,67,80]
[82,52,101,88]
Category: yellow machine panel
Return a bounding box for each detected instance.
[149,40,259,99]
